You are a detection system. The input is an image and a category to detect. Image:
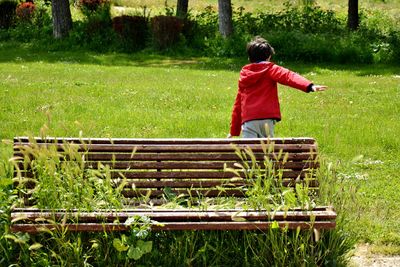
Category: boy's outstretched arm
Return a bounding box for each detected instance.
[268,64,328,93]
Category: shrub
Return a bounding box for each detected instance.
[0,0,18,29]
[112,15,149,51]
[72,0,114,51]
[31,1,52,29]
[80,18,115,51]
[387,30,400,63]
[151,15,183,50]
[256,4,344,35]
[16,2,35,23]
[193,5,218,39]
[79,0,109,18]
[335,34,374,64]
[233,7,259,36]
[263,30,374,64]
[79,0,106,12]
[204,32,249,58]
[265,31,334,62]
[182,7,218,51]
[180,18,198,48]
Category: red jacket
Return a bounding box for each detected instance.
[230,62,312,136]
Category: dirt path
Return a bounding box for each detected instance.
[350,245,400,267]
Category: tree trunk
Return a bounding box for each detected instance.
[348,0,359,31]
[176,0,188,18]
[52,0,72,39]
[218,0,233,38]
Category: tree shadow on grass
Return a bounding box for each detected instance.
[0,42,399,75]
[0,42,246,71]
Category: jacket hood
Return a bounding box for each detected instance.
[239,62,274,88]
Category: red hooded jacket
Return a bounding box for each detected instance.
[230,62,312,136]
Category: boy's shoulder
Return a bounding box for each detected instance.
[241,62,278,74]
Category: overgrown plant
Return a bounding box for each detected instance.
[0,150,18,265]
[2,136,158,266]
[12,137,126,211]
[2,136,355,265]
[226,143,316,211]
[112,216,154,261]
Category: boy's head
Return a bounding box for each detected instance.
[246,36,275,63]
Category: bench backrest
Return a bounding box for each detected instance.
[13,137,319,207]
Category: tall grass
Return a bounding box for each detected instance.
[1,134,356,265]
[113,0,400,15]
[135,227,354,266]
[13,138,126,211]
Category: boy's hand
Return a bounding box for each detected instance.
[312,85,328,92]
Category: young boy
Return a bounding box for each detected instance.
[228,36,327,138]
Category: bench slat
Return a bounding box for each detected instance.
[13,152,317,162]
[17,170,314,179]
[14,137,317,145]
[84,161,318,170]
[119,179,319,188]
[112,170,313,179]
[11,209,337,221]
[10,207,336,233]
[10,221,336,233]
[82,152,317,161]
[121,189,247,198]
[12,206,334,212]
[14,143,317,153]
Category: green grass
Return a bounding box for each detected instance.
[110,0,400,27]
[113,0,400,13]
[1,44,400,253]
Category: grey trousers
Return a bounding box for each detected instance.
[242,119,275,138]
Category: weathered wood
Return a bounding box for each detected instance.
[84,161,318,170]
[11,207,336,233]
[121,188,246,198]
[11,221,336,233]
[18,169,315,179]
[14,143,317,153]
[83,152,317,161]
[14,137,317,144]
[118,179,319,189]
[11,208,337,221]
[11,137,333,233]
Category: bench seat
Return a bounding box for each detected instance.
[11,206,336,233]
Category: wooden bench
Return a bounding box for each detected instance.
[11,137,336,233]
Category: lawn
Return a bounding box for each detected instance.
[1,43,400,254]
[112,0,400,22]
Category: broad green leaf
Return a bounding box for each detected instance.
[127,246,143,260]
[137,240,153,254]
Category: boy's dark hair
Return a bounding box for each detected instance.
[246,36,275,63]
